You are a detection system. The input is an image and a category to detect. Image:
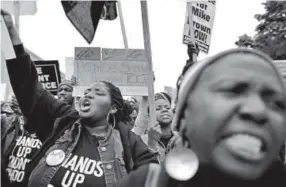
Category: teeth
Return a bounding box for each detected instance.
[231,134,263,153]
[224,134,265,161]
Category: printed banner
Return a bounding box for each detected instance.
[34,61,61,95]
[183,1,216,53]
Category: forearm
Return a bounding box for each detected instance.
[8,27,22,46]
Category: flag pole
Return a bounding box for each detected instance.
[117,1,128,49]
[14,0,20,33]
[186,2,198,63]
[141,0,156,128]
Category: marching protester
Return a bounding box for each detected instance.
[2,9,158,187]
[140,93,181,162]
[1,101,15,136]
[123,98,140,130]
[120,48,286,187]
[1,96,42,187]
[57,80,75,106]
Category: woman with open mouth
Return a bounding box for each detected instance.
[2,10,159,187]
[120,48,286,187]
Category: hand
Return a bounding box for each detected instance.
[1,9,22,45]
[1,9,14,30]
[147,123,162,149]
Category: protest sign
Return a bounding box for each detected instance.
[273,60,286,84]
[34,61,61,95]
[65,57,74,80]
[61,1,105,44]
[183,1,216,53]
[1,0,37,15]
[0,83,7,101]
[74,47,148,96]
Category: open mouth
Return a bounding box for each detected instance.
[80,98,91,112]
[222,133,267,163]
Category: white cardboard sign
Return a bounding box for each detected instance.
[74,47,148,96]
[183,1,216,53]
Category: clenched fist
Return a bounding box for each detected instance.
[1,9,14,30]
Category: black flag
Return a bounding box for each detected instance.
[101,1,118,20]
[61,1,105,44]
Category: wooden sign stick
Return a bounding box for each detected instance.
[141,1,156,128]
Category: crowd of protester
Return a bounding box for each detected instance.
[1,8,286,187]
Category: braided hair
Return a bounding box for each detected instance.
[174,43,198,113]
[173,59,195,145]
[174,60,195,113]
[101,81,132,125]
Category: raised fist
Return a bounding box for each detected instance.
[1,9,14,30]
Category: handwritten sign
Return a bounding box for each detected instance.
[34,61,61,95]
[1,0,37,15]
[183,1,216,53]
[74,48,148,96]
[75,47,100,60]
[102,48,147,61]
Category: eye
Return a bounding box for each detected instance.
[274,100,286,111]
[223,83,248,95]
[96,92,105,96]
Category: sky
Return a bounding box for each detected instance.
[4,0,266,94]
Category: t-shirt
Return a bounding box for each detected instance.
[160,134,173,149]
[49,128,105,187]
[3,130,42,187]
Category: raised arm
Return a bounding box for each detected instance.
[2,10,73,140]
[132,96,149,135]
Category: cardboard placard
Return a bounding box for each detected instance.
[1,0,37,15]
[74,47,148,96]
[183,1,216,53]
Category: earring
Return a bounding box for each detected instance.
[164,144,199,181]
[107,112,116,129]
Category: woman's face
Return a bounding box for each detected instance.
[155,99,173,127]
[57,85,73,104]
[182,53,286,180]
[78,82,112,123]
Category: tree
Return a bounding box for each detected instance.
[235,34,255,48]
[235,1,286,60]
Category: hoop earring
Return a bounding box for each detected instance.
[107,112,116,129]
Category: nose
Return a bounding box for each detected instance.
[239,94,268,125]
[84,91,94,99]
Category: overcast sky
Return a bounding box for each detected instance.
[6,0,266,93]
